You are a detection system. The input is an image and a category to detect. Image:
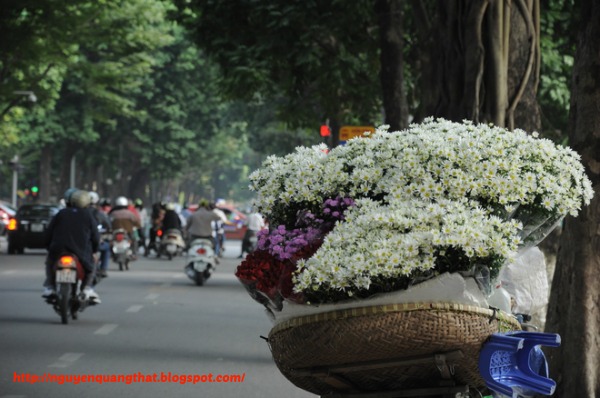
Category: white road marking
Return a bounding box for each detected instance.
[145,293,159,300]
[126,305,143,313]
[48,352,84,368]
[94,323,118,335]
[2,270,16,275]
[171,273,185,279]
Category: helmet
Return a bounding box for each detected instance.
[70,190,91,208]
[63,188,77,204]
[89,191,99,205]
[114,196,128,207]
[166,202,175,211]
[134,198,143,207]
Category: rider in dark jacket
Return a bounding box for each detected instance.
[43,189,100,302]
[161,203,182,231]
[89,191,111,277]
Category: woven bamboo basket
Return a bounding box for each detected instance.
[268,302,521,396]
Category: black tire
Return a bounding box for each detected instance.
[194,271,204,286]
[58,283,71,324]
[119,262,124,271]
[168,252,173,261]
[71,298,79,320]
[7,241,16,255]
[203,269,212,282]
[125,260,129,270]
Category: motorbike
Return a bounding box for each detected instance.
[111,228,134,271]
[157,228,186,260]
[145,226,161,257]
[94,224,112,280]
[184,238,216,286]
[45,253,97,324]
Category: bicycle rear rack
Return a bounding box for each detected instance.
[292,350,471,398]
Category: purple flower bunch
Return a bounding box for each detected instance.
[257,196,355,261]
[257,225,321,260]
[322,197,355,223]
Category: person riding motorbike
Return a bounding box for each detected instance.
[186,199,232,249]
[146,201,165,256]
[109,196,141,258]
[162,202,182,231]
[239,211,266,258]
[134,199,148,255]
[89,191,112,278]
[43,188,101,303]
[211,203,227,257]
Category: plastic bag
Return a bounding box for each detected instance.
[499,247,549,318]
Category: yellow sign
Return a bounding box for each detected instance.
[339,126,375,141]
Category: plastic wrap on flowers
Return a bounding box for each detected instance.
[511,205,565,249]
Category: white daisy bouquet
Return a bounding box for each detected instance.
[236,118,593,307]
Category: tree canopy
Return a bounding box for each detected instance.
[0,0,581,204]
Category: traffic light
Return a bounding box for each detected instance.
[31,186,39,196]
[320,125,331,137]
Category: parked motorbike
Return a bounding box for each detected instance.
[158,228,186,260]
[111,228,134,271]
[184,238,216,286]
[45,253,97,324]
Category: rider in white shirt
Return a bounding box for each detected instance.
[239,212,266,257]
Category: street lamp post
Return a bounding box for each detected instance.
[10,155,19,207]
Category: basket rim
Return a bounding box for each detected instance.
[269,301,520,336]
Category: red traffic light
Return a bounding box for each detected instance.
[320,125,331,137]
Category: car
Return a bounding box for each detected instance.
[0,200,17,236]
[7,203,59,254]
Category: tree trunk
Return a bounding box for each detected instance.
[128,167,150,203]
[545,1,600,396]
[425,0,540,131]
[376,0,408,131]
[59,143,77,192]
[409,0,440,122]
[506,0,541,131]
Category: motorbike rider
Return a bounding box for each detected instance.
[211,203,227,257]
[186,199,232,249]
[100,197,111,213]
[89,191,112,278]
[146,201,165,256]
[43,188,101,303]
[134,199,148,254]
[239,210,266,258]
[109,196,141,258]
[162,202,182,231]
